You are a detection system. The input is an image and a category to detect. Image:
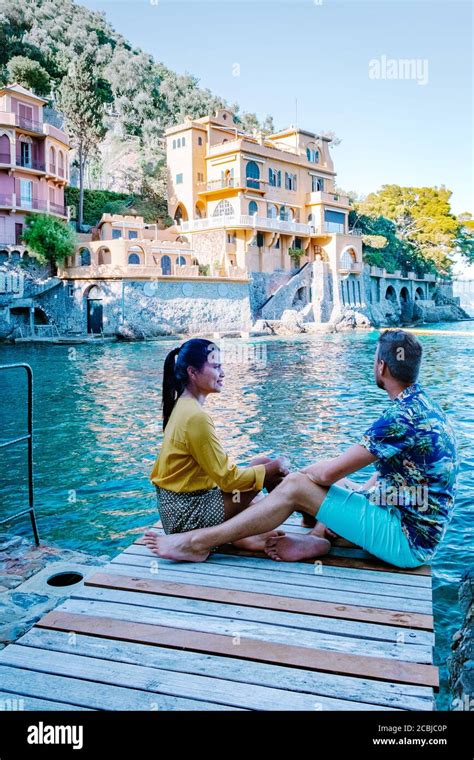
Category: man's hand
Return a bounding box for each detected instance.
[300,445,377,487]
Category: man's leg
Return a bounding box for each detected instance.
[143,472,330,561]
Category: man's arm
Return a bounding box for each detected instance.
[301,444,377,487]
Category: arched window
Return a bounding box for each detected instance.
[128,253,140,265]
[340,248,356,269]
[306,144,320,163]
[248,200,258,216]
[174,204,188,223]
[176,255,186,266]
[98,247,111,265]
[267,204,278,219]
[246,161,260,189]
[80,248,91,266]
[280,206,290,221]
[49,146,56,172]
[0,133,11,163]
[161,255,171,275]
[58,151,64,177]
[213,199,235,217]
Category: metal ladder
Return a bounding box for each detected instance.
[0,363,40,546]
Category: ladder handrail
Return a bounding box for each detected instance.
[0,363,40,545]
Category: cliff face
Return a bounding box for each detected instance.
[448,567,474,711]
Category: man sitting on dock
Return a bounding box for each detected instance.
[144,329,458,568]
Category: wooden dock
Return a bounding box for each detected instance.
[0,514,438,711]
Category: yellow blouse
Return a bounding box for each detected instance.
[150,396,266,493]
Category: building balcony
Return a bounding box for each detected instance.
[17,197,48,212]
[59,263,249,281]
[16,157,46,172]
[307,190,350,208]
[0,192,67,217]
[180,214,312,235]
[340,261,363,274]
[49,201,67,217]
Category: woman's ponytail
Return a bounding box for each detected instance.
[162,346,183,430]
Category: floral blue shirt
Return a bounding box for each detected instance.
[359,383,458,561]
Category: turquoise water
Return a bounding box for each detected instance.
[0,325,473,708]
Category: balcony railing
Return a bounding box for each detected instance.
[17,115,43,133]
[0,194,13,207]
[17,157,46,172]
[180,214,312,235]
[49,202,67,216]
[0,152,11,164]
[18,197,48,211]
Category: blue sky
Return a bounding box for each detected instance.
[81,0,472,214]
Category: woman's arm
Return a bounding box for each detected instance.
[186,411,271,493]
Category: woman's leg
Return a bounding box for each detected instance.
[221,456,285,552]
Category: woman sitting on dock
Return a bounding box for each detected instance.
[147,338,332,556]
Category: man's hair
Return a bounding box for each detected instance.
[377,329,423,383]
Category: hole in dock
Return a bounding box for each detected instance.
[46,571,84,587]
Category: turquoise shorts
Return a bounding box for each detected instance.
[317,484,424,568]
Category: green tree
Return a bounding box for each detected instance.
[358,185,463,274]
[7,55,50,95]
[22,214,76,265]
[57,52,107,230]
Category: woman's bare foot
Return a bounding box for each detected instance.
[233,530,285,552]
[142,530,209,562]
[310,521,339,541]
[264,533,331,562]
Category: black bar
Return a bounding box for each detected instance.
[0,363,40,546]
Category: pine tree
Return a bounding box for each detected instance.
[57,52,107,229]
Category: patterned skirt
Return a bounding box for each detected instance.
[155,485,226,535]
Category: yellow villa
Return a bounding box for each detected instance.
[165,108,363,281]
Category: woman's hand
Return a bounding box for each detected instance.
[263,456,291,492]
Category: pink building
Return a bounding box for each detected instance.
[0,83,70,256]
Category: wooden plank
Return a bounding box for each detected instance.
[138,524,432,576]
[105,559,433,614]
[0,643,397,712]
[16,627,435,711]
[76,582,434,646]
[53,596,433,663]
[118,550,431,602]
[0,692,94,711]
[86,571,434,630]
[129,544,432,589]
[0,663,238,711]
[36,610,440,688]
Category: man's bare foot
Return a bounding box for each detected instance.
[142,530,209,562]
[264,533,331,562]
[233,530,285,552]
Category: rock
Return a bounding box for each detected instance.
[0,537,24,552]
[116,323,145,341]
[277,309,306,334]
[0,575,25,590]
[250,319,273,336]
[448,566,474,709]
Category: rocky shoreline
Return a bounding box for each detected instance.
[0,535,110,652]
[448,567,474,710]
